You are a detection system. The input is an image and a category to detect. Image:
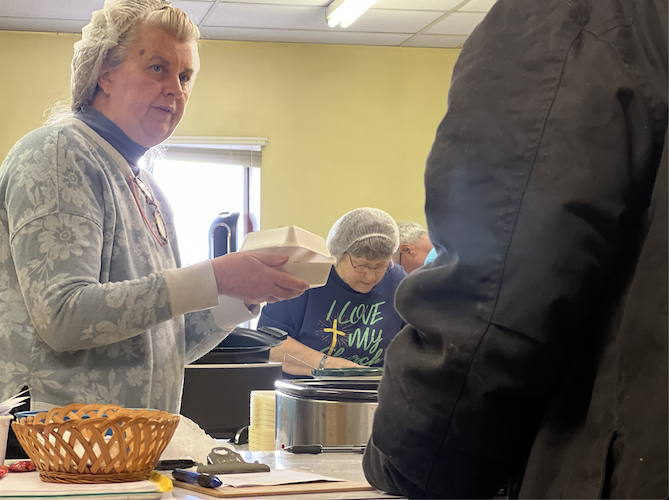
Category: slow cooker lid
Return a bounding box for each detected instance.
[275,379,378,403]
[212,326,287,353]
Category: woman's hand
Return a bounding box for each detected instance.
[323,356,361,369]
[211,252,309,304]
[269,337,362,376]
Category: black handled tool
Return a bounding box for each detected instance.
[284,444,366,454]
[155,459,200,470]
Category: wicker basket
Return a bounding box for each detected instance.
[12,404,179,484]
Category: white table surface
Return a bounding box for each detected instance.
[169,449,401,500]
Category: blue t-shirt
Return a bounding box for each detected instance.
[258,265,407,367]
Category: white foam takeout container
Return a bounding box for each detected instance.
[238,226,336,288]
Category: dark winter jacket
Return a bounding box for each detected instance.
[362,0,668,497]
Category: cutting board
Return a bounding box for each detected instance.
[172,479,374,498]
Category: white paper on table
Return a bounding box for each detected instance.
[0,471,161,498]
[214,469,344,488]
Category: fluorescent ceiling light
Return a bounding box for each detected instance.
[326,0,380,28]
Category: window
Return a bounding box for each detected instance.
[146,137,265,267]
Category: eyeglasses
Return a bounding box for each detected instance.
[347,254,393,276]
[129,175,168,246]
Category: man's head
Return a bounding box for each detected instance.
[393,220,433,273]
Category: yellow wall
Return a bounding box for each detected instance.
[0,31,459,238]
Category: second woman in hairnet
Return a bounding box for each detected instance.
[258,207,407,377]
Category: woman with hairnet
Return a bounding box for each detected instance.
[0,0,308,414]
[258,208,407,377]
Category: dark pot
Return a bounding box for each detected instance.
[193,326,287,364]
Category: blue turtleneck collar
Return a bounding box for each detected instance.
[76,106,148,175]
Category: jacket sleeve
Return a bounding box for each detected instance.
[5,131,174,352]
[363,0,668,497]
[6,128,219,354]
[183,296,260,365]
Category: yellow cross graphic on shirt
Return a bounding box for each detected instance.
[323,319,346,356]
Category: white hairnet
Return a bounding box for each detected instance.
[326,207,399,260]
[71,0,171,112]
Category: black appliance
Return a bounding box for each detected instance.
[209,212,240,258]
[180,326,286,440]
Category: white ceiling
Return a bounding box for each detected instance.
[0,0,496,48]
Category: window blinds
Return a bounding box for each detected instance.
[161,136,267,169]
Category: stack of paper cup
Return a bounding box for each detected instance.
[0,415,12,465]
[248,390,276,451]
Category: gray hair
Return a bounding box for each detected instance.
[48,0,199,123]
[326,207,399,262]
[397,220,427,245]
[346,236,397,261]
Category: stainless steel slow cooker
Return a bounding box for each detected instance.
[274,379,378,449]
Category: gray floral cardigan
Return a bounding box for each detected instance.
[0,118,255,413]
